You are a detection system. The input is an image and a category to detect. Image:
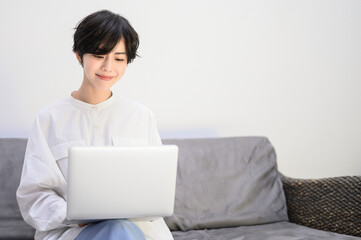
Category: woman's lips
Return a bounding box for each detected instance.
[96,74,113,81]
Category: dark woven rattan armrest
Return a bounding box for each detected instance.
[280,174,361,237]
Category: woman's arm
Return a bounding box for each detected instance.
[16,116,69,231]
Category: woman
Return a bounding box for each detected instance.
[16,9,173,240]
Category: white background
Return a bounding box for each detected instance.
[1,0,360,178]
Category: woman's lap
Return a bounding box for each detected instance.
[75,219,146,240]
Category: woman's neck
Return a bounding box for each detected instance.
[72,81,112,105]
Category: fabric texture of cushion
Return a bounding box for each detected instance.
[0,138,35,239]
[171,221,360,240]
[163,137,288,231]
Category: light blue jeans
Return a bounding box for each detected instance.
[75,219,146,240]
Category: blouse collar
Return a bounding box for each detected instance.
[69,92,117,110]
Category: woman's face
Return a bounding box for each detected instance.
[78,38,128,92]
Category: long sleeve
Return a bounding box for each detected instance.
[16,116,68,232]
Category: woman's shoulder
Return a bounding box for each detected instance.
[36,96,74,120]
[114,97,155,117]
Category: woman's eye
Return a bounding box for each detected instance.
[116,59,125,62]
[93,55,103,59]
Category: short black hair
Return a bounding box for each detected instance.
[73,9,139,64]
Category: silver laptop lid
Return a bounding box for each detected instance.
[66,145,178,222]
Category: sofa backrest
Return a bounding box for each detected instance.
[163,136,288,231]
[0,138,35,239]
[0,136,288,237]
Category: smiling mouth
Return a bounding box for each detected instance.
[96,74,114,81]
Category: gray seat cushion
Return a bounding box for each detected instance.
[163,137,288,231]
[171,222,361,240]
[0,138,35,239]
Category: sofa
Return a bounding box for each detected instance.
[1,137,360,239]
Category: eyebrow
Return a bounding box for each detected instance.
[115,52,126,55]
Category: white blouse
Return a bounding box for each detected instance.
[16,94,173,240]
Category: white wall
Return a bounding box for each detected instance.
[1,0,360,179]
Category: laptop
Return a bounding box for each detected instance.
[64,145,178,224]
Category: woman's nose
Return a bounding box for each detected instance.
[101,57,112,71]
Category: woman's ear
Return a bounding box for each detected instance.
[75,52,83,66]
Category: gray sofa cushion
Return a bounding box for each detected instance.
[0,138,35,239]
[163,137,288,231]
[171,221,361,240]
